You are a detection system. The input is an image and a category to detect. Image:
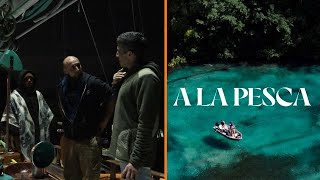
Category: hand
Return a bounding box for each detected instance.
[121,163,137,180]
[112,68,126,86]
[99,120,108,133]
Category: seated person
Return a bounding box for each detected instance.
[229,121,234,128]
[215,122,219,127]
[229,122,237,137]
[220,120,229,131]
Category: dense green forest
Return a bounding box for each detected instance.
[168,0,320,66]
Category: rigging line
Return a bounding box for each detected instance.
[107,0,117,37]
[62,10,66,57]
[130,0,136,31]
[79,0,108,83]
[137,0,144,33]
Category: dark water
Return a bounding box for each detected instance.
[168,65,320,180]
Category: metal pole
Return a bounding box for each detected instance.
[15,0,79,40]
[5,56,13,152]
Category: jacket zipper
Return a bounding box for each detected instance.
[58,84,87,123]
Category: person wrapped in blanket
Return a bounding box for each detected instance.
[1,70,53,161]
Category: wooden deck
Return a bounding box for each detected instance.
[47,161,164,180]
[2,146,164,180]
[46,164,122,180]
[104,159,164,180]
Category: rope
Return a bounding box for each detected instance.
[107,0,117,37]
[130,0,136,31]
[137,0,144,33]
[79,0,108,83]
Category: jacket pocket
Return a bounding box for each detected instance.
[116,129,137,161]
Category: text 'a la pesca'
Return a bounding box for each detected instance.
[173,87,311,107]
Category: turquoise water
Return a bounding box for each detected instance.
[168,65,320,180]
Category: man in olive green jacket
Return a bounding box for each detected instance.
[108,32,162,180]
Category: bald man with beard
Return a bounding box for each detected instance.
[58,56,122,180]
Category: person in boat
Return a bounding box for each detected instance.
[229,121,237,137]
[1,70,53,161]
[215,122,219,127]
[219,120,229,131]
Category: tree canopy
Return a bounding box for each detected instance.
[169,0,320,65]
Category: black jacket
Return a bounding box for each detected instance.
[58,72,113,140]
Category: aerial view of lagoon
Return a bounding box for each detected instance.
[168,64,320,180]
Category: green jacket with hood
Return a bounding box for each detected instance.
[108,61,162,168]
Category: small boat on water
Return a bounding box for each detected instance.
[213,124,242,140]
